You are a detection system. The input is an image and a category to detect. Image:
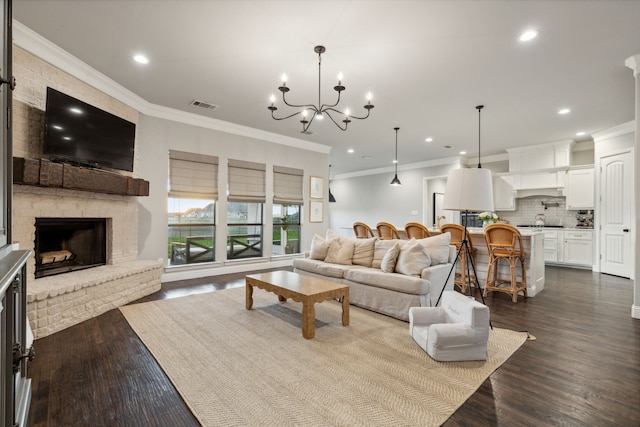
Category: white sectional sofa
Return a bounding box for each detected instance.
[293,230,456,321]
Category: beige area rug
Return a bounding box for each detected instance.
[120,287,527,427]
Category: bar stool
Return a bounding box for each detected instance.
[376,222,400,240]
[353,222,374,238]
[404,222,431,239]
[483,223,527,303]
[440,223,478,294]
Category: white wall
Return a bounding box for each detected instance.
[329,162,461,234]
[136,115,330,274]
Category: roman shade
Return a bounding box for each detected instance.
[169,150,219,200]
[273,166,304,205]
[228,159,266,202]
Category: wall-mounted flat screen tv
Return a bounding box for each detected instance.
[44,87,136,172]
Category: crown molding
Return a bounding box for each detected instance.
[13,20,330,155]
[334,156,467,180]
[145,104,331,154]
[592,120,636,142]
[13,20,149,112]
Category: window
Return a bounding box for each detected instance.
[168,150,218,265]
[227,160,266,260]
[168,198,215,265]
[272,166,303,255]
[227,202,263,259]
[273,204,301,254]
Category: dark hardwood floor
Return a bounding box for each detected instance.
[26,266,640,426]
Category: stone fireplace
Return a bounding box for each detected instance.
[34,217,107,278]
[14,184,162,339]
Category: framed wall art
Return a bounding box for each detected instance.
[310,176,323,199]
[309,201,323,222]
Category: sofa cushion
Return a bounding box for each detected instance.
[381,243,401,273]
[324,238,355,265]
[352,237,376,267]
[309,234,331,260]
[417,233,452,265]
[344,268,430,295]
[292,258,351,279]
[372,239,407,269]
[395,238,432,276]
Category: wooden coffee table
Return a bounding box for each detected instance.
[245,270,349,339]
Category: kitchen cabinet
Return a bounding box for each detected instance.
[507,141,574,172]
[527,228,593,268]
[493,176,516,211]
[565,168,595,210]
[562,230,593,266]
[542,229,560,262]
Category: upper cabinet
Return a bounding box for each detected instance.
[507,140,574,172]
[493,175,516,211]
[565,167,595,210]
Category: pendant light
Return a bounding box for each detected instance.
[390,127,401,186]
[328,164,336,202]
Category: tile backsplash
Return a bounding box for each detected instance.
[496,196,583,227]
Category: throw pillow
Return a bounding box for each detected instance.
[309,234,331,260]
[372,239,407,269]
[352,238,376,267]
[395,238,432,276]
[324,238,355,265]
[325,229,341,240]
[380,242,401,273]
[417,232,452,265]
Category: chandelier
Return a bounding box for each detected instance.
[268,45,374,132]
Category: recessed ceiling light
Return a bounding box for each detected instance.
[576,131,586,136]
[347,148,354,153]
[459,151,466,155]
[558,108,571,115]
[133,54,149,64]
[519,29,538,42]
[393,159,398,164]
[425,137,433,142]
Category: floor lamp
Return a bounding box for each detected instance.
[436,167,494,312]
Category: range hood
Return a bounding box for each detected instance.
[515,188,565,198]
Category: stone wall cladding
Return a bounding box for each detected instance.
[13,46,159,338]
[26,260,162,339]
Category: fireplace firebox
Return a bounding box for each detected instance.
[34,218,107,278]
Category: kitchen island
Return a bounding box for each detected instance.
[432,227,545,298]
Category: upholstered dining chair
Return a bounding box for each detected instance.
[440,223,478,294]
[376,222,400,240]
[404,222,431,239]
[483,223,527,303]
[353,222,375,238]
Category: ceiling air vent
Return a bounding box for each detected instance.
[189,100,219,110]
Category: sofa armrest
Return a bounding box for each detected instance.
[428,323,475,346]
[409,306,448,326]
